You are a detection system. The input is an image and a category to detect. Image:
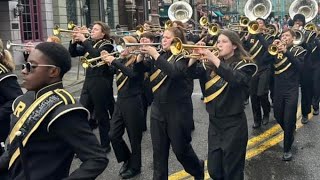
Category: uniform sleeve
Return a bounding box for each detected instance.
[68,41,86,57]
[215,62,255,88]
[154,55,188,79]
[112,59,141,78]
[82,39,113,57]
[0,77,23,122]
[284,49,305,71]
[49,110,108,180]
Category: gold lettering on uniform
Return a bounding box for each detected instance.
[250,39,255,43]
[13,101,26,118]
[277,53,283,59]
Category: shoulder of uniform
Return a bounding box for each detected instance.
[12,91,34,111]
[235,59,258,77]
[47,103,90,132]
[292,46,307,56]
[0,72,17,82]
[53,89,76,105]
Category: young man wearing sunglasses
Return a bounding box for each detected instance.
[0,42,108,180]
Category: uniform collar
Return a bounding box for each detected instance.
[35,81,63,99]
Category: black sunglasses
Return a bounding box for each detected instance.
[22,62,57,73]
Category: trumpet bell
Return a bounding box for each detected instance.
[170,38,183,55]
[67,21,76,30]
[208,23,220,36]
[200,16,209,27]
[248,21,260,34]
[293,29,305,45]
[165,20,173,29]
[136,25,144,36]
[6,40,12,49]
[268,44,278,56]
[168,1,193,23]
[304,23,317,31]
[240,17,250,26]
[289,0,318,23]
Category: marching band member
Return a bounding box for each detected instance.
[243,18,273,128]
[139,32,156,131]
[292,14,318,124]
[188,30,257,180]
[101,36,145,179]
[139,26,204,180]
[0,42,108,180]
[68,21,115,153]
[0,39,23,156]
[269,29,306,160]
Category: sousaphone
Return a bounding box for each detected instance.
[168,1,193,23]
[244,0,272,21]
[289,0,318,23]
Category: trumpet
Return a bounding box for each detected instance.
[81,51,119,69]
[199,16,209,27]
[268,40,287,56]
[304,23,318,32]
[6,40,34,50]
[228,17,250,31]
[53,25,90,37]
[170,37,218,57]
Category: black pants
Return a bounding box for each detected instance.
[207,113,247,180]
[312,68,320,111]
[80,76,114,149]
[301,71,313,117]
[250,69,271,123]
[109,96,144,171]
[150,102,202,180]
[273,86,298,152]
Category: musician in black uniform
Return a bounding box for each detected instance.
[101,36,145,179]
[268,29,306,161]
[69,21,115,152]
[0,40,23,156]
[0,42,108,179]
[292,14,318,124]
[139,32,156,131]
[243,18,273,128]
[140,26,204,180]
[188,30,257,180]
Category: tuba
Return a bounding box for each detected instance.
[293,29,305,45]
[244,0,272,21]
[168,1,193,23]
[289,0,318,23]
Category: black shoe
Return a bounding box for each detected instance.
[252,122,261,129]
[262,115,269,125]
[119,161,129,175]
[102,145,111,153]
[313,109,319,115]
[120,168,141,179]
[282,151,292,161]
[200,96,204,100]
[244,99,249,105]
[301,116,308,124]
[194,160,204,180]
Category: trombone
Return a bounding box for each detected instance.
[6,40,34,51]
[170,37,219,58]
[81,51,119,69]
[53,25,90,37]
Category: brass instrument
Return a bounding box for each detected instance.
[207,23,220,36]
[247,21,260,34]
[268,40,287,56]
[164,20,173,29]
[53,25,90,37]
[293,29,305,45]
[81,51,119,69]
[244,0,272,21]
[199,16,209,27]
[170,37,218,58]
[265,24,278,36]
[168,1,193,23]
[304,23,318,32]
[67,21,76,30]
[289,0,318,23]
[228,17,250,31]
[136,25,144,36]
[6,40,34,51]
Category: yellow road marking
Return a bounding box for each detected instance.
[169,105,315,179]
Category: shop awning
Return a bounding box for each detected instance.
[214,10,224,17]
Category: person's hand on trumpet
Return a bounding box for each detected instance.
[273,39,287,53]
[101,50,115,66]
[140,45,159,60]
[193,46,221,68]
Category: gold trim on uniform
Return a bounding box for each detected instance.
[205,75,221,90]
[204,83,228,103]
[275,63,292,74]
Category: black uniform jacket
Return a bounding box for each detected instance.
[0,82,108,180]
[68,39,114,78]
[188,57,257,117]
[111,56,145,98]
[0,71,23,144]
[144,51,193,103]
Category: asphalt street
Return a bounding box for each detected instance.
[16,60,320,180]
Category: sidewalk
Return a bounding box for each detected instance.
[15,57,85,94]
